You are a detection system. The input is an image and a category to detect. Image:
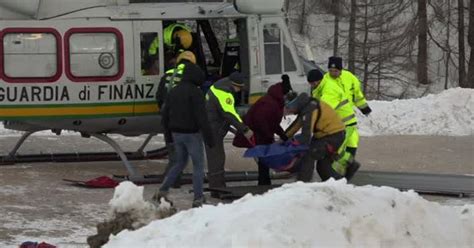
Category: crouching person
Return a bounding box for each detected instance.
[153,61,214,208]
[285,93,360,182]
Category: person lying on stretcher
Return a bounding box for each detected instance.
[245,93,361,182]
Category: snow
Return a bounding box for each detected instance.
[109,181,174,228]
[105,180,474,248]
[1,88,473,138]
[357,88,474,136]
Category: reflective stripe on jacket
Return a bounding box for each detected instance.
[323,70,369,110]
[312,77,357,126]
[206,78,247,137]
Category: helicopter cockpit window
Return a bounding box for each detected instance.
[263,24,282,75]
[2,31,60,82]
[140,32,159,76]
[66,29,122,81]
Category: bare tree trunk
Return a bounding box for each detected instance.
[417,0,429,84]
[299,0,306,34]
[348,0,357,72]
[468,0,474,88]
[362,0,369,92]
[333,0,340,56]
[445,0,451,89]
[458,0,467,87]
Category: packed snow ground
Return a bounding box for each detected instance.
[105,181,474,248]
[1,88,473,137]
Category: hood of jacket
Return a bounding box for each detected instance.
[267,83,285,107]
[180,61,205,87]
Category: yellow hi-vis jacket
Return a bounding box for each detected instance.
[323,70,369,111]
[312,77,357,126]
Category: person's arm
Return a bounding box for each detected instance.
[160,97,173,143]
[285,115,303,139]
[218,94,249,134]
[192,89,215,148]
[351,74,371,115]
[156,75,168,110]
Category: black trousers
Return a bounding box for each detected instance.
[297,131,345,182]
[257,160,271,185]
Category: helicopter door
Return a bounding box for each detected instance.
[258,17,301,92]
[132,20,163,115]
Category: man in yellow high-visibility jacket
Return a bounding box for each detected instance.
[324,56,372,157]
[309,69,360,180]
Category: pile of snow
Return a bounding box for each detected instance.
[358,88,473,136]
[109,182,174,228]
[105,180,473,248]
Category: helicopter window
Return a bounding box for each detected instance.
[263,24,282,75]
[140,32,160,76]
[1,29,61,83]
[65,28,123,82]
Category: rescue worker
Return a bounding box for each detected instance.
[284,92,358,181]
[154,57,214,208]
[324,56,372,157]
[308,69,361,180]
[156,51,197,188]
[238,75,293,185]
[205,72,254,190]
[148,23,193,70]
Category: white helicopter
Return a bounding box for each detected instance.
[0,0,315,180]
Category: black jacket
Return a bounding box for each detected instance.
[161,62,214,147]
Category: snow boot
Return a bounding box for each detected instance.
[192,197,206,208]
[152,191,173,206]
[345,160,361,181]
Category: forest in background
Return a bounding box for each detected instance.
[286,0,473,99]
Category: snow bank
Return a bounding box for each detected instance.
[105,180,474,248]
[358,88,473,136]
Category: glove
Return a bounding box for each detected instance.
[360,106,372,116]
[243,129,254,140]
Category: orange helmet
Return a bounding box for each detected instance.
[177,51,196,64]
[174,29,193,49]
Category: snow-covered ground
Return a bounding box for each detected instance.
[1,89,473,247]
[105,181,474,248]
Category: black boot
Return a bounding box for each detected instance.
[345,160,360,181]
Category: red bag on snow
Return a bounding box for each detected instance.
[20,241,57,248]
[85,176,119,188]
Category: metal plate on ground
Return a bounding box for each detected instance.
[207,171,473,199]
[207,185,282,199]
[350,171,474,196]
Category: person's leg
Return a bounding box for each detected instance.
[205,134,226,188]
[296,153,315,182]
[185,133,206,202]
[159,133,189,193]
[316,158,343,181]
[163,141,183,188]
[257,160,271,185]
[345,125,359,157]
